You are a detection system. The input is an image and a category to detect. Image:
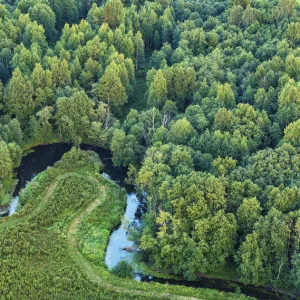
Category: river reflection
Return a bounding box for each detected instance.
[105,193,140,269]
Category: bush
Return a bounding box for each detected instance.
[111,261,135,279]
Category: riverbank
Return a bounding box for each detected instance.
[0,202,10,215]
[0,147,251,300]
[4,142,290,299]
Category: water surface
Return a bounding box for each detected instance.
[105,193,140,269]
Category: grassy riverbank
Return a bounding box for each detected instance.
[0,148,253,300]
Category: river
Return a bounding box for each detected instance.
[5,143,287,300]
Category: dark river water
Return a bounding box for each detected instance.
[7,143,293,300]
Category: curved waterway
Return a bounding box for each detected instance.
[6,143,287,300]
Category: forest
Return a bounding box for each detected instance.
[0,0,300,298]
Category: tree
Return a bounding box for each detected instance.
[246,143,300,188]
[140,172,237,279]
[170,146,194,175]
[233,0,252,8]
[277,80,300,128]
[148,70,168,108]
[111,261,134,278]
[23,21,47,51]
[229,5,243,26]
[29,3,57,43]
[56,91,94,144]
[267,186,300,213]
[198,129,249,160]
[237,209,290,285]
[212,156,237,177]
[164,65,196,109]
[103,0,125,29]
[237,197,262,235]
[292,254,300,289]
[140,7,158,49]
[51,58,71,88]
[286,54,300,81]
[136,145,172,210]
[154,30,161,50]
[7,142,22,168]
[87,3,103,30]
[12,43,41,75]
[227,104,270,151]
[168,118,196,145]
[214,107,234,132]
[242,6,258,27]
[134,31,145,70]
[0,141,13,182]
[96,62,128,112]
[49,0,79,30]
[184,105,209,132]
[284,119,300,147]
[236,231,266,285]
[36,106,54,139]
[287,22,300,44]
[181,28,206,55]
[6,119,23,145]
[31,63,54,107]
[79,58,101,89]
[0,81,3,105]
[70,56,82,81]
[216,83,236,109]
[121,37,135,59]
[111,129,142,167]
[4,68,35,120]
[275,0,295,21]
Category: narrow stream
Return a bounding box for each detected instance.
[105,192,140,269]
[9,196,19,216]
[9,174,36,216]
[3,143,288,300]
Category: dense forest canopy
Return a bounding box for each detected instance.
[0,0,300,294]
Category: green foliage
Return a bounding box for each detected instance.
[29,3,57,43]
[139,171,237,279]
[134,31,145,70]
[287,22,300,44]
[148,69,167,108]
[0,148,249,300]
[167,118,196,145]
[1,0,300,294]
[111,261,135,279]
[0,139,22,205]
[50,57,71,88]
[56,90,95,144]
[96,61,128,113]
[4,68,35,120]
[277,80,300,127]
[0,140,13,182]
[236,209,293,286]
[245,143,300,188]
[111,129,142,167]
[284,119,300,146]
[49,0,79,30]
[291,254,300,289]
[216,83,236,109]
[103,0,125,29]
[237,197,262,235]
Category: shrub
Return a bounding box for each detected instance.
[111,261,135,279]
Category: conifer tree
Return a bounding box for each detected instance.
[4,68,34,120]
